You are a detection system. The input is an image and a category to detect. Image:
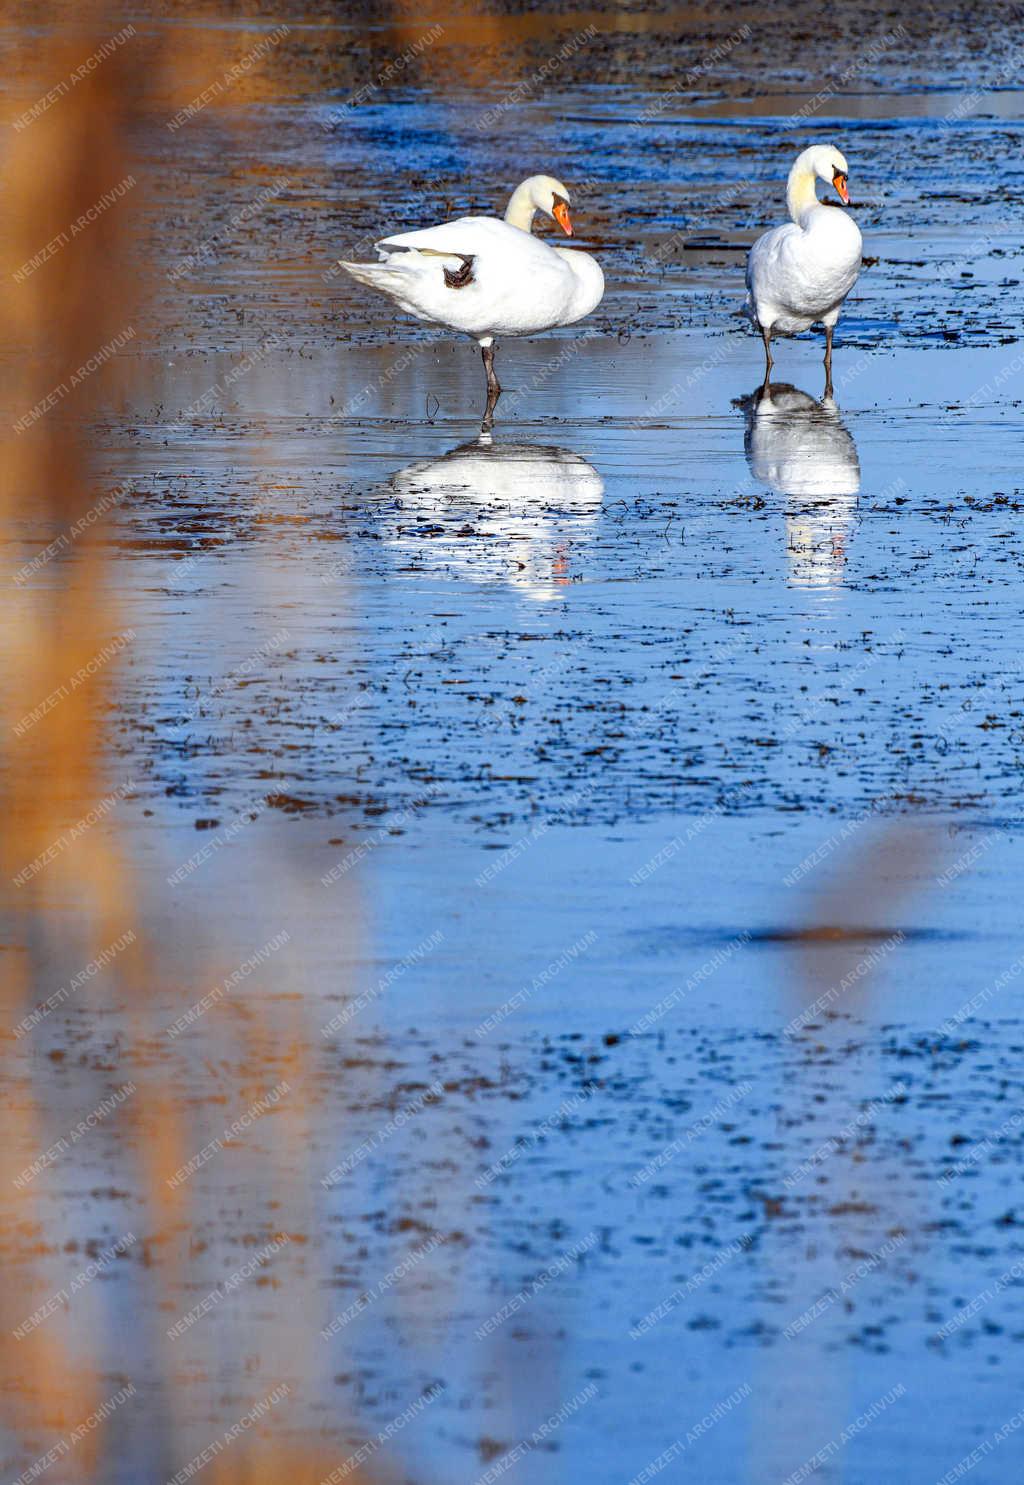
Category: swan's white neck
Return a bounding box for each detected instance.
[786,166,821,226]
[504,182,537,232]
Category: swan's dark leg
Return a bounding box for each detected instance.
[481,343,502,431]
[824,324,834,399]
[760,324,773,394]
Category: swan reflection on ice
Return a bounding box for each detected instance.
[738,383,860,589]
[382,437,604,601]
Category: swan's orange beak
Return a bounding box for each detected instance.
[552,200,573,236]
[832,171,850,205]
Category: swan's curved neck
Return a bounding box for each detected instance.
[786,166,820,225]
[504,182,537,232]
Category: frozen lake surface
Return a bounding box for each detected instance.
[5,6,1024,1482]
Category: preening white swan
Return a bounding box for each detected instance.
[339,175,605,430]
[746,145,862,396]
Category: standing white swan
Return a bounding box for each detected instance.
[339,175,604,431]
[746,145,861,397]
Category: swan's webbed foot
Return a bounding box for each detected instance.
[444,254,475,290]
[481,344,502,432]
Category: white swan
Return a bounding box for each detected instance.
[746,145,862,396]
[339,176,604,431]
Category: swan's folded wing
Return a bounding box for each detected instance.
[375,216,567,267]
[340,219,494,304]
[747,223,798,288]
[376,216,507,259]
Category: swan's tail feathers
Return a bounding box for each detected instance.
[340,244,476,295]
[337,259,407,295]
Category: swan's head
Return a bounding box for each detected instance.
[797,144,850,204]
[506,175,573,235]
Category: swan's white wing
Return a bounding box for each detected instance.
[747,211,861,330]
[746,223,798,292]
[376,215,523,257]
[747,223,808,326]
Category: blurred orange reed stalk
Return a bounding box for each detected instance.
[0,22,147,1473]
[0,10,365,1482]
